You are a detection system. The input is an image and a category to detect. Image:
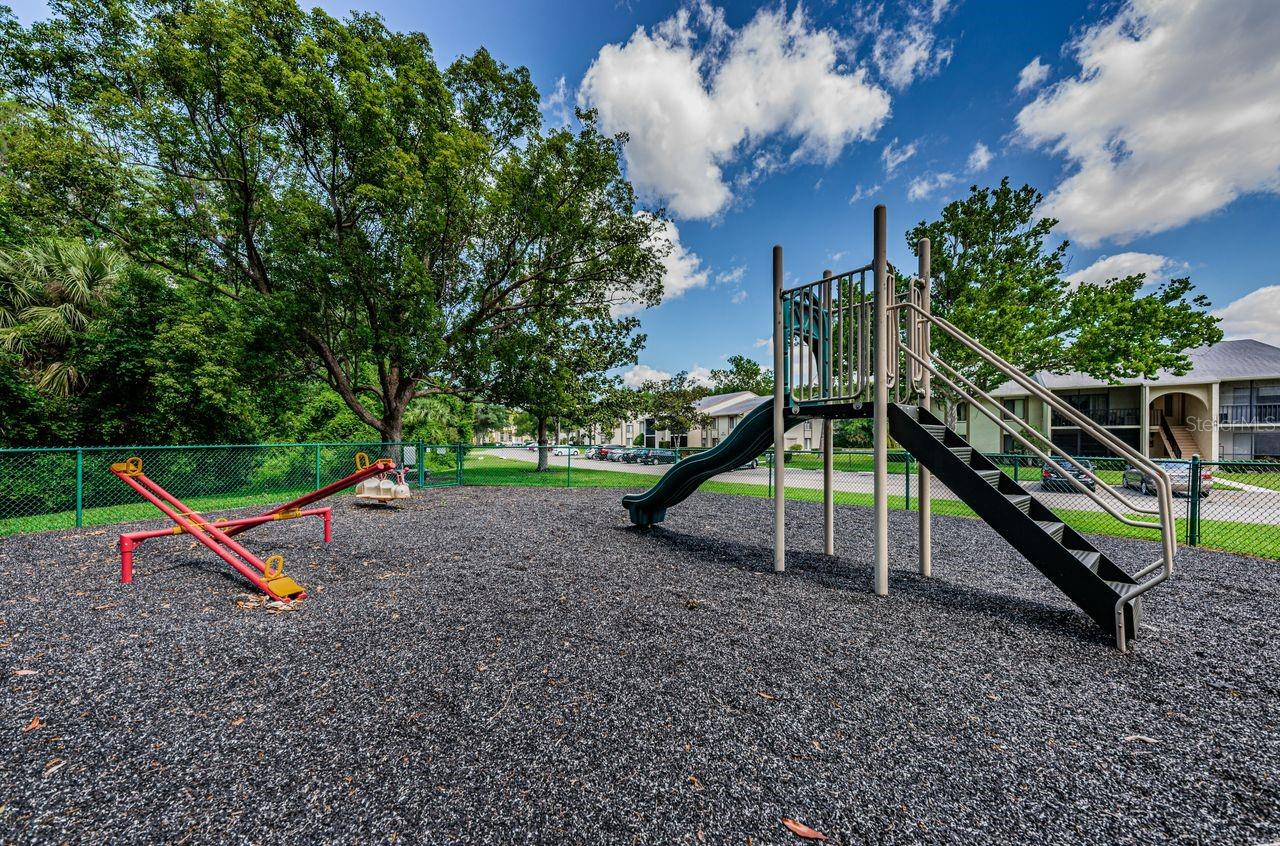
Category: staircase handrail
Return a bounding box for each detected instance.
[889,298,1176,586]
[898,343,1164,531]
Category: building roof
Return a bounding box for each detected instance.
[693,391,757,414]
[707,395,771,417]
[990,339,1280,397]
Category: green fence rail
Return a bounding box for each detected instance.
[3,441,1278,560]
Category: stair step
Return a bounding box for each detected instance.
[947,446,973,462]
[1105,580,1134,598]
[977,469,1001,486]
[921,424,947,440]
[1068,548,1101,572]
[1005,494,1031,514]
[1035,520,1065,542]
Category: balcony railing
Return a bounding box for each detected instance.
[1051,407,1140,427]
[1219,403,1280,425]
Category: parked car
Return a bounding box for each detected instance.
[732,457,759,470]
[621,448,647,464]
[1123,459,1213,498]
[584,446,601,459]
[524,442,538,451]
[607,447,631,462]
[640,448,678,465]
[551,446,579,457]
[596,444,624,460]
[1040,458,1097,493]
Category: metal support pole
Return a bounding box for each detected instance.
[822,268,835,556]
[314,444,322,490]
[1189,453,1201,546]
[873,205,889,595]
[773,244,786,573]
[417,439,426,489]
[917,237,932,577]
[74,448,84,529]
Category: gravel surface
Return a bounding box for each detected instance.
[1,487,1277,844]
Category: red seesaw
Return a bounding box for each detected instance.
[111,455,396,601]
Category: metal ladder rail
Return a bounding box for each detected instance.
[889,297,1177,584]
[898,343,1163,533]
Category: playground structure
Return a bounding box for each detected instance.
[624,205,1178,651]
[111,454,399,601]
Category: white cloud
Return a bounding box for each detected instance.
[613,217,709,316]
[907,172,958,201]
[1014,56,1049,95]
[620,364,672,388]
[1214,286,1280,347]
[881,138,918,175]
[730,289,748,304]
[966,141,992,173]
[541,75,571,127]
[1065,252,1172,288]
[688,365,714,386]
[870,0,955,90]
[716,266,746,285]
[580,3,891,220]
[848,183,880,204]
[1015,0,1280,246]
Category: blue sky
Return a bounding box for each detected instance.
[8,0,1280,386]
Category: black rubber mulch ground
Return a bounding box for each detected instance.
[1,487,1277,844]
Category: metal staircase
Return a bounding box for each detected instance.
[888,403,1143,645]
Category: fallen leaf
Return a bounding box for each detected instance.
[756,691,777,701]
[230,717,246,726]
[43,758,65,778]
[12,669,38,677]
[1123,735,1159,744]
[688,774,702,791]
[781,818,827,841]
[23,716,46,732]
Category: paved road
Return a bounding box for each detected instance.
[481,448,1279,525]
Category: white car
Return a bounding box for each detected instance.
[552,446,580,456]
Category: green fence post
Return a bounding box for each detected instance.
[314,444,322,490]
[456,443,463,486]
[904,453,911,511]
[74,448,84,529]
[417,439,426,489]
[567,447,572,488]
[1188,454,1201,546]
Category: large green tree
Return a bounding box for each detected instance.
[2,0,664,442]
[486,313,643,470]
[637,372,711,447]
[905,179,1222,425]
[709,354,773,396]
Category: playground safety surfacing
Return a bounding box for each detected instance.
[1,487,1277,844]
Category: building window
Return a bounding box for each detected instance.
[955,403,968,422]
[1002,398,1026,421]
[804,420,813,432]
[625,424,633,435]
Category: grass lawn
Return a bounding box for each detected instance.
[461,453,657,488]
[1216,470,1280,492]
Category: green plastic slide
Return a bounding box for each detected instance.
[622,397,818,526]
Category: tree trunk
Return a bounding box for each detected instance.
[536,416,549,471]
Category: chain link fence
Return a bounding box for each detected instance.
[3,441,1278,560]
[0,441,460,536]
